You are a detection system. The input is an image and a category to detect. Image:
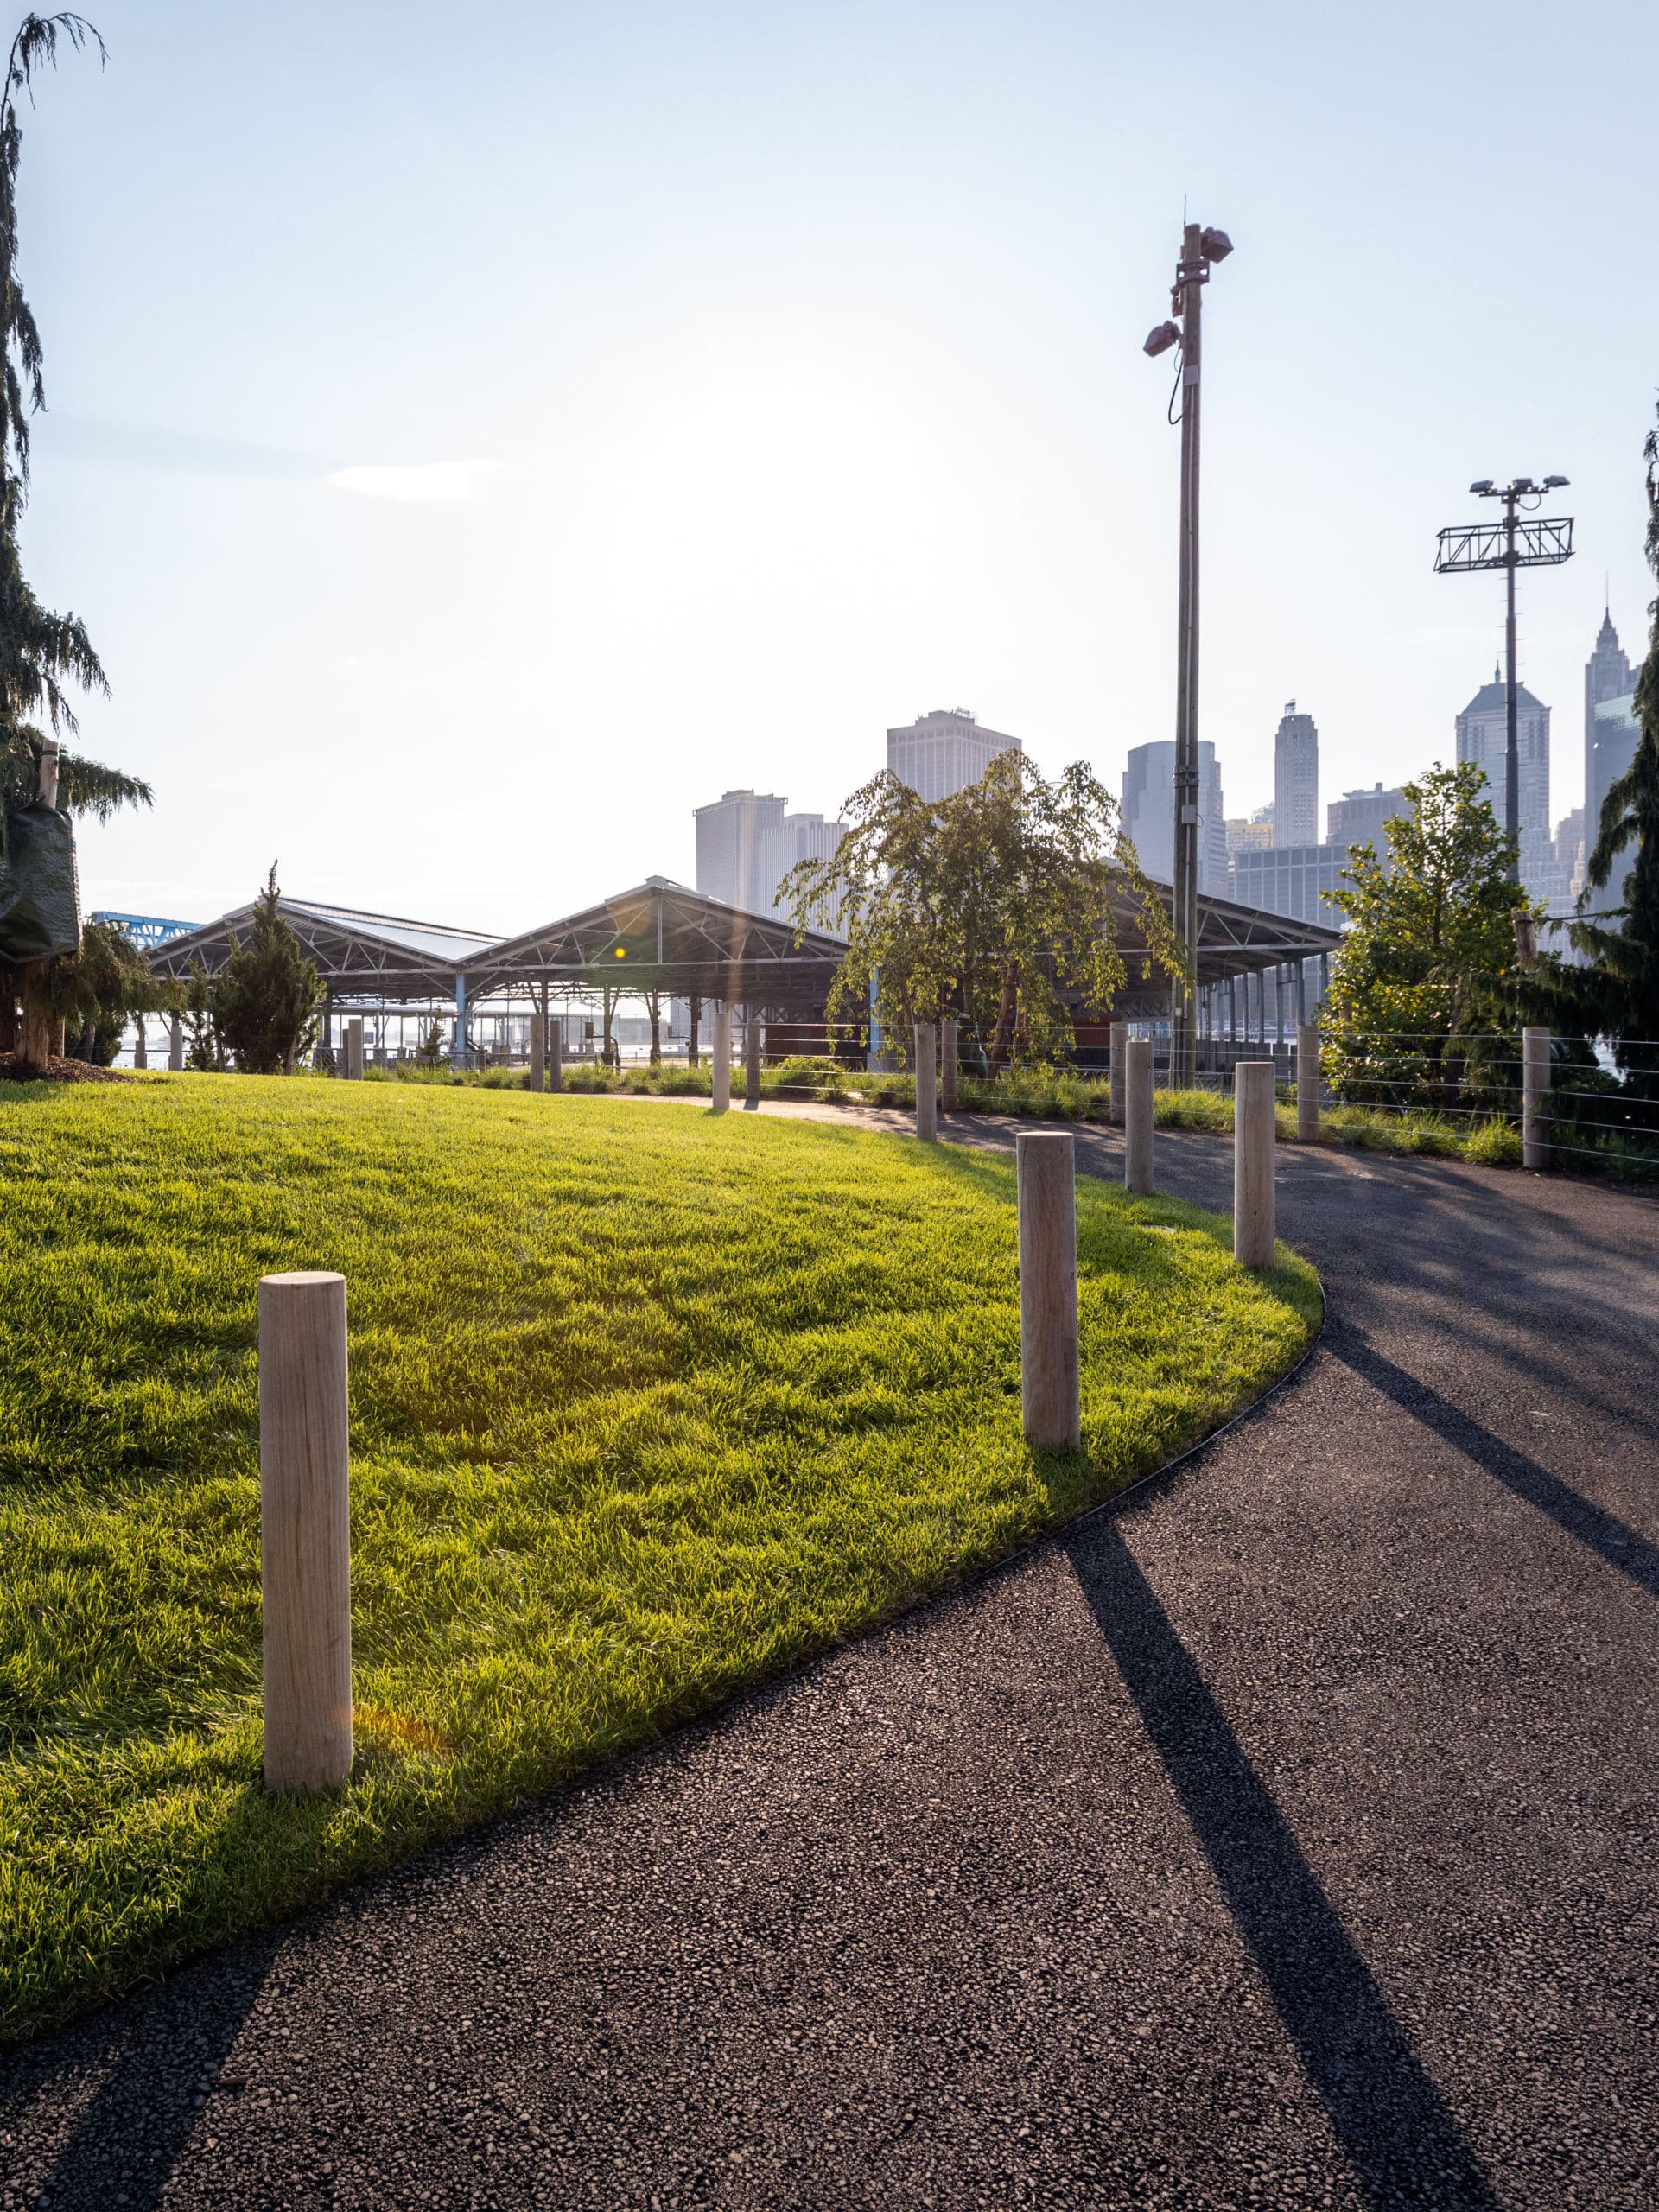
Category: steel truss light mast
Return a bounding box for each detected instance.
[1145,220,1232,1086]
[1434,477,1573,880]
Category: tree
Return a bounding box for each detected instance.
[1561,406,1659,1097]
[782,751,1175,1071]
[212,865,321,1075]
[181,955,226,1071]
[1320,761,1535,1104]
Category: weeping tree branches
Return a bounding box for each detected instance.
[782,751,1178,1071]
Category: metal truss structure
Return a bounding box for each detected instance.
[90,911,202,950]
[1433,516,1573,573]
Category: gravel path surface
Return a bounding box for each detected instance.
[4,1114,1656,2211]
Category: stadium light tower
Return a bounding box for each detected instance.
[1145,219,1233,1086]
[1434,476,1573,880]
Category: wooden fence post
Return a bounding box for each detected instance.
[1124,1036,1154,1195]
[1234,1060,1276,1269]
[1522,1027,1551,1171]
[1296,1023,1320,1142]
[745,1012,762,1110]
[530,1012,545,1092]
[1017,1130,1081,1450]
[260,1271,353,1794]
[550,1020,563,1091]
[711,1002,731,1113]
[1109,1020,1128,1128]
[346,1017,365,1081]
[132,1017,147,1070]
[168,1014,184,1071]
[940,1020,958,1115]
[914,1022,938,1141]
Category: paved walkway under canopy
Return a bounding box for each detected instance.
[3,1115,1656,2209]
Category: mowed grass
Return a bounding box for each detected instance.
[0,1076,1319,2042]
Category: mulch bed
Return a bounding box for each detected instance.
[0,1052,131,1085]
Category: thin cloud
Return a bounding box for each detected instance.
[327,461,494,504]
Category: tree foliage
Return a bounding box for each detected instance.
[1320,762,1535,1103]
[19,909,156,1058]
[781,752,1176,1070]
[212,865,321,1075]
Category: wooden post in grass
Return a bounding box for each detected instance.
[530,1011,545,1092]
[1017,1130,1080,1450]
[1108,1021,1129,1128]
[1522,1026,1551,1171]
[549,1019,563,1091]
[711,1002,731,1113]
[259,1271,353,1793]
[1296,1024,1320,1142]
[1123,1037,1154,1195]
[940,1020,958,1115]
[914,1021,938,1141]
[1235,1060,1276,1269]
[745,1012,761,1110]
[346,1018,365,1081]
[168,1014,184,1071]
[133,1017,147,1070]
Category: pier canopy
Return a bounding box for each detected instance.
[147,897,499,1001]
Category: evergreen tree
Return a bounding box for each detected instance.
[212,866,321,1075]
[1321,762,1534,1105]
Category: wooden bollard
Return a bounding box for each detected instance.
[259,1272,353,1793]
[1108,1020,1128,1128]
[914,1022,938,1141]
[168,1014,184,1071]
[940,1020,958,1115]
[745,1014,761,1110]
[1234,1060,1276,1270]
[133,1017,147,1070]
[346,1017,365,1081]
[1017,1130,1081,1450]
[530,1013,545,1092]
[1295,1024,1320,1142]
[1522,1026,1551,1171]
[711,1003,731,1113]
[550,1022,563,1091]
[1123,1036,1154,1195]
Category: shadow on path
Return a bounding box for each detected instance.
[1070,1520,1504,2211]
[1329,1331,1659,1599]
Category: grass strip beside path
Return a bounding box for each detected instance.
[0,1077,1319,2042]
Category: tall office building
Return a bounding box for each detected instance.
[1230,843,1347,925]
[1273,704,1319,847]
[1455,667,1552,888]
[694,789,786,912]
[755,810,849,931]
[1585,609,1639,854]
[1327,783,1408,858]
[1121,740,1228,894]
[887,709,1021,803]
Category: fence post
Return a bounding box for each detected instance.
[1235,1060,1276,1269]
[1295,1023,1320,1142]
[168,1014,184,1071]
[1522,1027,1551,1170]
[1017,1130,1081,1450]
[346,1017,365,1081]
[711,1002,731,1113]
[133,1017,147,1070]
[259,1271,353,1793]
[1108,1021,1129,1128]
[550,1021,563,1092]
[914,1022,938,1141]
[745,1012,762,1110]
[940,1020,958,1115]
[529,1012,545,1092]
[1124,1036,1154,1195]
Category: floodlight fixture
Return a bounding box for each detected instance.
[1144,320,1180,357]
[1543,474,1569,488]
[1511,476,1536,493]
[1469,479,1494,494]
[1198,226,1233,262]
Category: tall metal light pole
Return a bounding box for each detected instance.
[1434,476,1573,880]
[1146,221,1232,1086]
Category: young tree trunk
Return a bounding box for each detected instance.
[688,994,701,1067]
[648,989,662,1066]
[988,958,1020,1072]
[0,972,16,1054]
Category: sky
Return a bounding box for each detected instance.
[16,0,1659,935]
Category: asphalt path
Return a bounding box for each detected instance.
[4,1111,1656,2210]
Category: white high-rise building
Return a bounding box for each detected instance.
[1273,703,1319,848]
[1121,740,1228,895]
[756,811,849,932]
[693,789,786,913]
[887,709,1021,803]
[1455,668,1551,890]
[1585,609,1639,857]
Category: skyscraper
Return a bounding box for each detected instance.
[887,709,1021,803]
[1122,740,1228,894]
[1455,668,1552,888]
[755,810,849,931]
[1273,703,1319,848]
[1585,609,1638,852]
[693,789,787,912]
[1326,783,1408,858]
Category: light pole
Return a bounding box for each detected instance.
[1434,477,1573,880]
[1146,220,1232,1087]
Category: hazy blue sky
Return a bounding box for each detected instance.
[18,0,1659,931]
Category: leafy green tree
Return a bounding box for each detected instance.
[1320,761,1535,1104]
[783,750,1175,1071]
[212,866,321,1075]
[62,916,158,1061]
[180,956,226,1071]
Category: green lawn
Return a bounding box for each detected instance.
[0,1075,1319,2043]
